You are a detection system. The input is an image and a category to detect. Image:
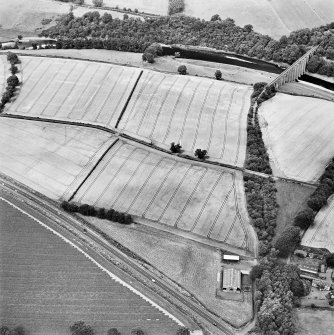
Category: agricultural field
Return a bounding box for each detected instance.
[259,93,334,183]
[0,118,116,199]
[0,55,5,93]
[183,0,334,39]
[296,308,334,335]
[7,56,141,128]
[302,195,334,253]
[119,71,252,167]
[73,140,256,253]
[0,198,180,335]
[89,217,253,327]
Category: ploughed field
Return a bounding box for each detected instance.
[119,70,251,167]
[0,199,180,335]
[183,0,334,39]
[302,195,334,253]
[7,56,142,127]
[72,140,255,253]
[0,118,116,199]
[259,93,334,183]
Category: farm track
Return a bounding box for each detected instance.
[0,113,319,190]
[0,176,236,335]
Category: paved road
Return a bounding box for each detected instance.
[0,176,236,335]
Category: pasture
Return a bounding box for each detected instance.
[90,217,253,327]
[7,56,142,128]
[296,309,334,335]
[183,0,334,39]
[119,70,251,167]
[0,118,116,199]
[259,93,334,183]
[302,195,334,253]
[73,140,256,253]
[0,199,180,335]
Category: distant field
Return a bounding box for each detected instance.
[73,140,255,252]
[119,71,251,167]
[0,55,5,93]
[183,0,334,39]
[259,93,334,183]
[296,308,334,335]
[0,118,115,199]
[302,195,334,252]
[7,56,141,128]
[0,199,180,335]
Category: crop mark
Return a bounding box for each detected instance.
[189,171,225,232]
[207,174,235,238]
[120,71,155,129]
[110,150,150,209]
[142,161,177,218]
[174,168,207,228]
[92,146,137,206]
[93,68,125,122]
[66,64,103,119]
[157,166,192,223]
[135,75,166,134]
[162,78,190,143]
[76,142,123,203]
[189,81,214,152]
[148,76,179,139]
[177,81,202,144]
[309,204,334,243]
[219,88,238,159]
[40,62,80,116]
[124,157,167,213]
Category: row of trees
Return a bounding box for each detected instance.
[61,201,133,224]
[40,12,334,77]
[250,250,305,335]
[0,326,25,335]
[0,53,20,112]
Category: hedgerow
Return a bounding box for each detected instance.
[168,0,184,15]
[61,201,133,224]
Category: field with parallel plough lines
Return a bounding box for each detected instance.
[0,118,116,199]
[7,56,142,127]
[0,199,180,335]
[302,195,334,253]
[259,93,334,183]
[119,70,251,167]
[73,140,255,252]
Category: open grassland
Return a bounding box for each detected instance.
[183,0,334,39]
[296,309,334,335]
[73,140,255,253]
[0,118,116,199]
[119,71,251,167]
[259,93,334,183]
[302,195,334,252]
[0,199,180,335]
[7,56,141,128]
[88,217,253,327]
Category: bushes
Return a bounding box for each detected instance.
[61,201,133,225]
[177,65,187,75]
[168,0,184,15]
[293,208,315,229]
[214,69,222,80]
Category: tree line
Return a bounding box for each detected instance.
[0,52,20,112]
[61,201,133,224]
[40,12,334,77]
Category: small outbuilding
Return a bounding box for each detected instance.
[222,254,240,262]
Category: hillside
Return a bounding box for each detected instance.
[183,0,334,39]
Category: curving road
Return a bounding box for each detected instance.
[0,175,236,335]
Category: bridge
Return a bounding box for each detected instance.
[266,45,318,90]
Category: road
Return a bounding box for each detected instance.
[0,175,237,335]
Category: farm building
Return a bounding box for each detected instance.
[299,264,319,275]
[222,254,240,262]
[222,268,241,293]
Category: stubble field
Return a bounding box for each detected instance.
[73,140,255,253]
[0,199,180,335]
[259,93,334,183]
[119,70,251,167]
[7,56,142,128]
[302,195,334,252]
[0,118,116,199]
